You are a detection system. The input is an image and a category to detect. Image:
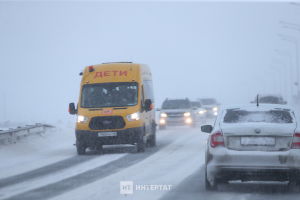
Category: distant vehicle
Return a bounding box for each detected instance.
[158,98,196,129]
[251,94,287,105]
[191,101,207,125]
[69,62,156,154]
[201,104,300,190]
[197,98,220,118]
[191,101,201,109]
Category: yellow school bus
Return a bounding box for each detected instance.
[69,62,156,154]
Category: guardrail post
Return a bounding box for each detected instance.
[0,123,54,145]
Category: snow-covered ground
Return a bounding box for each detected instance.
[51,127,207,200]
[1,121,300,200]
[0,125,76,178]
[0,122,208,200]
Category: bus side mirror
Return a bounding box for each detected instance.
[69,103,77,115]
[144,99,153,112]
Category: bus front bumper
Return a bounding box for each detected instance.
[75,127,143,146]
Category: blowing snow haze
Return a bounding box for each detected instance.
[0,1,299,123]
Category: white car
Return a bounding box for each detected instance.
[201,104,300,190]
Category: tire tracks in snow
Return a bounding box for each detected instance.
[0,155,95,189]
[1,131,175,200]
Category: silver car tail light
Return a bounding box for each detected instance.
[210,131,224,148]
[291,133,300,149]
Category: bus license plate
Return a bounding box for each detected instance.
[98,132,117,137]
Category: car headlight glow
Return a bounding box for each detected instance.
[159,118,166,124]
[212,107,218,112]
[127,112,140,121]
[184,112,191,117]
[198,109,207,115]
[160,113,168,118]
[77,115,89,123]
[185,117,193,124]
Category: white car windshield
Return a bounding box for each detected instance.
[223,110,293,124]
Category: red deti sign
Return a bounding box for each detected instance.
[94,71,128,78]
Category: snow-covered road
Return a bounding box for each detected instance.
[0,125,299,200]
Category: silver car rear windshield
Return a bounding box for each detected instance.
[223,110,293,123]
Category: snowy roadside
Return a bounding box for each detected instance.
[0,124,76,179]
[0,153,126,200]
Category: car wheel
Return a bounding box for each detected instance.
[205,165,217,191]
[76,139,86,155]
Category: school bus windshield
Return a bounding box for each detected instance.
[81,82,138,108]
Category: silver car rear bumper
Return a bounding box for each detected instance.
[206,148,300,182]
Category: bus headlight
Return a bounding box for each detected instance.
[212,107,218,112]
[160,113,168,118]
[184,112,191,117]
[77,115,89,123]
[127,112,140,121]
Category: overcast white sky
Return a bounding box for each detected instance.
[0,1,299,123]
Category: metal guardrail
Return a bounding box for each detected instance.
[0,123,55,144]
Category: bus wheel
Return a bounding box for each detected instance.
[137,138,145,152]
[148,125,156,147]
[137,130,146,152]
[76,139,86,155]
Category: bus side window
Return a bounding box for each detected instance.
[143,80,154,101]
[141,85,145,111]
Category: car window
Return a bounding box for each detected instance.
[259,96,281,104]
[162,100,191,109]
[223,110,293,123]
[199,99,217,105]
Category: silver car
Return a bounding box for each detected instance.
[158,98,196,129]
[201,104,300,190]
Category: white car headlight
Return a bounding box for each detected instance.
[198,109,207,115]
[159,118,166,125]
[212,107,218,112]
[160,113,168,118]
[184,112,191,117]
[185,117,193,124]
[127,112,140,121]
[77,115,89,123]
